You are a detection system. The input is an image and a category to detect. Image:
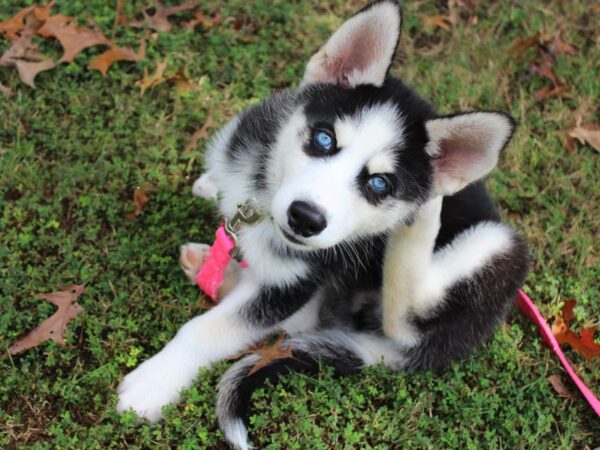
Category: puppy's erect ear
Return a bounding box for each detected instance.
[302,0,401,87]
[425,112,515,196]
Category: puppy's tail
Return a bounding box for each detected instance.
[216,329,393,450]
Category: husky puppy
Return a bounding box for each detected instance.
[117,1,528,448]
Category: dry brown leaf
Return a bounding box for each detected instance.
[507,33,540,60]
[171,71,196,94]
[14,58,57,88]
[558,131,576,153]
[568,116,600,152]
[0,81,12,96]
[35,13,70,36]
[196,295,214,310]
[548,28,576,56]
[112,0,127,37]
[32,0,57,22]
[0,0,54,40]
[135,58,168,96]
[130,1,199,32]
[231,332,300,376]
[0,10,55,92]
[534,84,571,102]
[182,8,222,30]
[38,16,110,63]
[184,115,214,152]
[532,52,559,86]
[0,6,33,41]
[89,40,145,76]
[181,11,206,30]
[536,63,558,85]
[135,61,199,96]
[421,14,451,31]
[547,374,577,401]
[8,284,85,355]
[551,300,600,361]
[447,0,459,26]
[126,186,152,220]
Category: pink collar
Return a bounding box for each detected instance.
[196,200,261,301]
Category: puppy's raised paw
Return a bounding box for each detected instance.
[192,172,219,200]
[179,243,211,283]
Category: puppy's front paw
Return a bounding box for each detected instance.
[179,243,211,283]
[116,348,199,422]
[192,172,219,200]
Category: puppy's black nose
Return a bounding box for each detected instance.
[287,201,327,237]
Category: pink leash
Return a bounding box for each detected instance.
[195,227,600,416]
[516,289,600,417]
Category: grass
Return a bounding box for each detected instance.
[1,0,598,448]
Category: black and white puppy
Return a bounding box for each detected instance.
[117,1,529,448]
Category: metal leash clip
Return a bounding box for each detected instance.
[223,198,262,260]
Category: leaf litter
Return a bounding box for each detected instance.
[1,1,223,95]
[8,285,85,355]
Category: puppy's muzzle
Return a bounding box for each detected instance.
[287,200,327,237]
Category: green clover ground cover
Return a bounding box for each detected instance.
[1,0,598,448]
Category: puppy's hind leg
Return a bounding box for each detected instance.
[382,196,442,346]
[400,222,529,370]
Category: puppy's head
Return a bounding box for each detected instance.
[264,1,515,250]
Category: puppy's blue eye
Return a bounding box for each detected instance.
[314,130,334,151]
[368,176,389,194]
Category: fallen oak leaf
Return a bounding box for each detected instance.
[421,14,451,31]
[507,32,540,60]
[547,374,577,401]
[182,8,222,30]
[0,6,33,41]
[170,71,197,95]
[126,185,153,220]
[38,15,110,63]
[562,299,576,321]
[534,84,571,102]
[536,63,558,85]
[531,51,559,86]
[568,116,600,153]
[36,13,71,36]
[548,28,576,56]
[0,0,54,40]
[130,1,200,33]
[184,115,214,152]
[112,0,127,37]
[0,81,12,96]
[32,0,57,22]
[0,10,56,91]
[447,0,459,26]
[135,58,168,96]
[89,40,145,76]
[230,331,303,376]
[551,300,600,361]
[181,11,205,30]
[196,295,214,310]
[14,58,56,88]
[8,284,85,355]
